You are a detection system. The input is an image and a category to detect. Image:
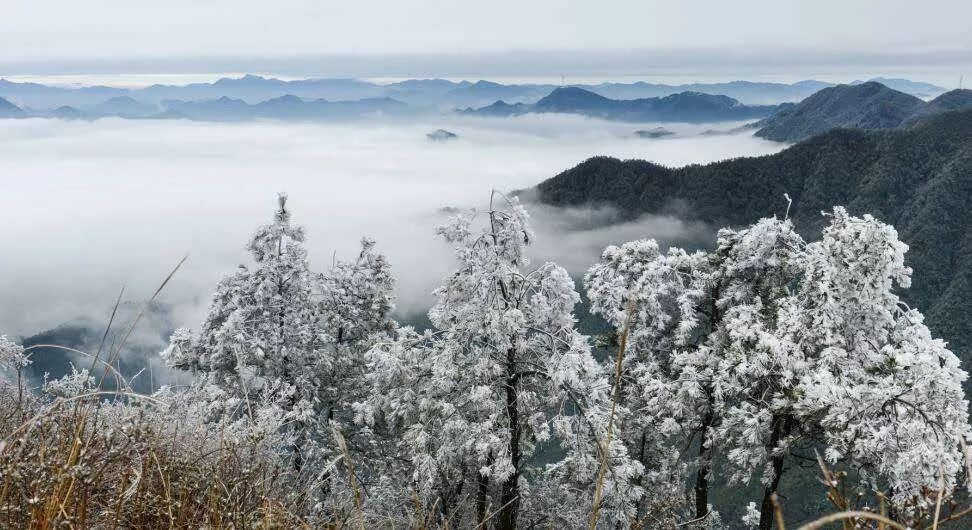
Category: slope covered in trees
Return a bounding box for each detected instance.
[532,110,972,361]
[755,82,972,142]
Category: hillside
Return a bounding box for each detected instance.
[466,86,782,122]
[755,81,925,142]
[532,110,972,359]
[0,96,24,117]
[903,89,972,124]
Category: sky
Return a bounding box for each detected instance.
[2,0,970,84]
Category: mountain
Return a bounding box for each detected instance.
[426,129,458,141]
[88,95,159,117]
[756,83,972,142]
[0,75,949,113]
[140,75,386,105]
[532,86,613,111]
[755,82,925,142]
[443,80,553,108]
[592,79,833,105]
[903,89,972,124]
[0,96,24,117]
[16,303,183,393]
[160,94,416,121]
[0,79,127,109]
[48,106,90,120]
[468,100,530,117]
[530,109,972,360]
[633,127,675,139]
[852,77,946,99]
[466,87,782,123]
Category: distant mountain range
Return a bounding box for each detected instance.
[0,85,788,124]
[160,95,419,121]
[464,86,784,122]
[755,82,972,142]
[0,76,965,131]
[528,109,972,362]
[850,77,947,99]
[0,94,423,122]
[0,74,949,112]
[0,96,24,118]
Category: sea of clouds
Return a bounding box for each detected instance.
[0,113,785,340]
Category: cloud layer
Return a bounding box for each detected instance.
[0,114,784,337]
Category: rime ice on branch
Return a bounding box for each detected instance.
[362,192,644,528]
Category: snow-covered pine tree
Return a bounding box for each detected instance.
[589,208,971,529]
[585,239,716,522]
[586,217,808,527]
[317,236,397,484]
[319,237,395,347]
[707,218,807,530]
[361,193,643,528]
[163,195,395,482]
[164,194,325,470]
[789,208,971,522]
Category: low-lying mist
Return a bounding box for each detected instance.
[0,114,784,345]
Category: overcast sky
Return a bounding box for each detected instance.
[2,0,971,82]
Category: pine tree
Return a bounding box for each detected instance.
[585,217,807,526]
[789,208,970,521]
[362,193,643,527]
[588,209,972,528]
[585,239,715,521]
[163,195,395,480]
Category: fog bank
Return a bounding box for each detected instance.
[0,114,784,338]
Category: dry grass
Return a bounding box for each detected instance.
[0,383,309,529]
[2,370,971,529]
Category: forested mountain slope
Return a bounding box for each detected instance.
[532,109,972,358]
[755,82,972,142]
[754,82,924,141]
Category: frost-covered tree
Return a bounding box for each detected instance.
[163,195,395,479]
[316,235,397,488]
[164,195,321,392]
[789,208,970,520]
[0,335,29,374]
[707,218,807,530]
[319,237,395,347]
[586,218,807,527]
[585,240,715,521]
[361,193,642,528]
[588,208,971,529]
[0,335,30,405]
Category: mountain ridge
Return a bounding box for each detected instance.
[0,75,947,110]
[755,82,972,142]
[0,96,24,117]
[465,86,782,122]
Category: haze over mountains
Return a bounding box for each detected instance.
[0,74,960,128]
[0,74,949,110]
[463,86,782,122]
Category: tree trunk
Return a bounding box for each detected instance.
[476,461,490,526]
[292,423,305,472]
[694,407,715,520]
[498,348,520,530]
[758,414,793,530]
